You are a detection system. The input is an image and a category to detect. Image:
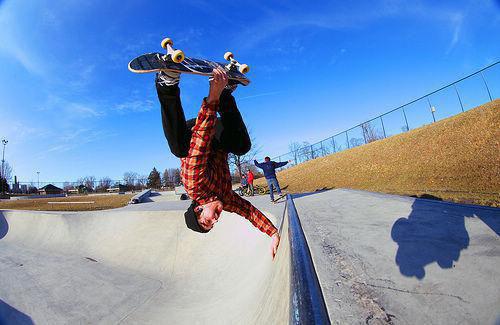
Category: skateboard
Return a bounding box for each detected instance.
[128,38,251,86]
[273,193,287,203]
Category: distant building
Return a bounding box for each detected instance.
[20,184,28,194]
[107,184,127,193]
[38,184,64,195]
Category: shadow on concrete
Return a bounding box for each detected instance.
[0,212,8,239]
[410,193,443,201]
[292,188,332,200]
[0,299,34,325]
[391,199,500,279]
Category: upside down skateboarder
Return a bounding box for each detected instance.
[155,67,280,259]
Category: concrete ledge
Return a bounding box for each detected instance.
[129,189,151,204]
[9,194,66,200]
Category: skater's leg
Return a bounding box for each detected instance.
[271,178,282,195]
[266,178,275,201]
[218,89,251,155]
[156,77,191,158]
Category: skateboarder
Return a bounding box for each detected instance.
[254,157,289,202]
[155,67,280,259]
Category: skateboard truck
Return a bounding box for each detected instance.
[224,52,250,74]
[160,38,185,63]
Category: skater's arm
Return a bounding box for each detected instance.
[225,193,278,237]
[254,160,263,168]
[187,100,218,158]
[185,67,228,163]
[274,161,288,168]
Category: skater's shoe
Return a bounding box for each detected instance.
[156,70,180,87]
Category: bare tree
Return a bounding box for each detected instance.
[288,142,302,165]
[83,176,96,191]
[299,141,313,161]
[136,175,148,190]
[1,161,13,182]
[123,172,138,190]
[228,132,261,180]
[96,177,112,192]
[349,137,364,147]
[361,121,383,143]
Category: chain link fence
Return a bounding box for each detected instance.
[266,61,500,170]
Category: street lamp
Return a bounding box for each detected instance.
[1,139,8,196]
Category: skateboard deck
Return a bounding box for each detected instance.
[273,193,287,203]
[128,38,250,86]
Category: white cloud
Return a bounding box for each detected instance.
[41,95,103,118]
[113,99,155,113]
[0,2,47,76]
[446,13,464,54]
[238,91,283,101]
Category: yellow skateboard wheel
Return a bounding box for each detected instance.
[224,51,234,61]
[238,64,249,74]
[171,49,185,63]
[161,38,173,49]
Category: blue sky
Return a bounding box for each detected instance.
[0,0,499,184]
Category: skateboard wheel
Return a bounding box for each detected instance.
[238,64,249,74]
[171,49,185,63]
[224,51,234,61]
[161,38,173,49]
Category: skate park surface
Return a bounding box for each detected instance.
[1,190,499,324]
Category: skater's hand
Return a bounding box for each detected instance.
[270,232,280,260]
[207,66,228,104]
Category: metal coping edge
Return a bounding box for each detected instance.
[286,194,331,325]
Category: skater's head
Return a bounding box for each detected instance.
[185,200,223,233]
[264,156,270,162]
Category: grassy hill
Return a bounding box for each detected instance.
[256,99,500,207]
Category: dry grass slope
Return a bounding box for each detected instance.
[256,99,500,207]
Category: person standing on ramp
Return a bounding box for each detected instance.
[254,157,289,202]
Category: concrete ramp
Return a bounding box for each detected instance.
[0,209,290,324]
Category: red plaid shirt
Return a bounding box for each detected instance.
[181,99,277,237]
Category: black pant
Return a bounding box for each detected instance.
[156,81,251,158]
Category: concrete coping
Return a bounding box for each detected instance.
[129,189,151,204]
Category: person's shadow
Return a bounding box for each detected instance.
[391,198,500,279]
[0,212,8,239]
[0,299,34,325]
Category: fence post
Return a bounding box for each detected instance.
[320,141,325,156]
[427,97,436,122]
[380,116,387,138]
[345,131,350,149]
[402,107,409,131]
[480,71,493,102]
[454,85,465,112]
[310,145,314,160]
[362,124,367,144]
[332,137,336,153]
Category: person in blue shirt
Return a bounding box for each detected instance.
[254,157,290,202]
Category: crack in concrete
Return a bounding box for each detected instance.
[356,281,469,303]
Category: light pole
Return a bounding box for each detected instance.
[1,139,8,196]
[37,171,40,191]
